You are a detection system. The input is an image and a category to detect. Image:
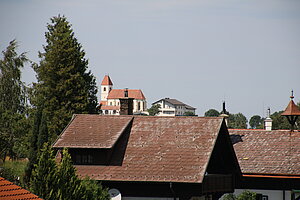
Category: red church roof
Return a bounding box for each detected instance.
[101,75,113,86]
[107,89,146,100]
[0,177,42,200]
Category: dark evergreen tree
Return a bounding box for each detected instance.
[37,112,49,150]
[30,145,109,200]
[24,107,42,185]
[56,148,84,200]
[30,143,58,200]
[32,15,98,141]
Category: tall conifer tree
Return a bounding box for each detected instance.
[32,15,98,140]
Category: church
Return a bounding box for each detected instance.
[99,75,147,115]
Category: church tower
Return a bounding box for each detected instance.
[100,75,113,101]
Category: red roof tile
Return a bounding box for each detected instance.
[99,101,107,106]
[101,75,113,86]
[53,115,133,148]
[229,129,300,176]
[281,99,300,116]
[100,105,120,110]
[0,177,42,200]
[54,115,224,183]
[107,89,145,100]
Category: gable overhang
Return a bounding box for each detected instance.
[202,119,242,192]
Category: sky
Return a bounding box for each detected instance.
[1,0,300,120]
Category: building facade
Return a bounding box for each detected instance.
[99,75,147,115]
[152,98,196,116]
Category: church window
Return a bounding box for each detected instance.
[103,87,106,92]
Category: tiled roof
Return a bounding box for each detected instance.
[99,101,107,106]
[281,99,300,116]
[54,115,224,183]
[153,98,196,110]
[229,129,300,176]
[101,75,113,85]
[100,105,120,110]
[53,115,133,148]
[107,89,146,100]
[0,177,42,200]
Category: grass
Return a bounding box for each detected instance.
[0,159,28,184]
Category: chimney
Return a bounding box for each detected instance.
[124,88,128,98]
[264,108,272,131]
[119,89,133,115]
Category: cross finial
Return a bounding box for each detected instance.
[290,90,294,99]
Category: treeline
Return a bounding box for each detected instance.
[0,15,108,199]
[204,106,300,129]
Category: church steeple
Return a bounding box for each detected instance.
[281,90,300,131]
[101,75,113,101]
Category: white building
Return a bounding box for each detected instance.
[152,98,196,116]
[99,75,147,115]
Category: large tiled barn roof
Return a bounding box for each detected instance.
[54,115,133,148]
[229,129,300,176]
[54,115,226,183]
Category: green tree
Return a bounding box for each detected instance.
[30,143,58,200]
[0,40,29,162]
[223,190,257,200]
[184,111,196,116]
[30,144,109,200]
[32,15,98,141]
[37,112,49,151]
[56,148,84,200]
[249,115,263,129]
[148,104,161,116]
[228,113,248,129]
[81,178,110,200]
[271,111,291,130]
[204,109,220,117]
[24,107,42,185]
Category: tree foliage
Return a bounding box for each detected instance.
[204,109,220,117]
[184,111,196,116]
[32,15,98,141]
[30,143,58,200]
[249,115,263,129]
[271,111,291,130]
[223,190,257,200]
[30,144,109,200]
[148,104,161,116]
[0,40,30,162]
[228,113,248,129]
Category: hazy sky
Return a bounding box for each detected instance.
[1,0,300,120]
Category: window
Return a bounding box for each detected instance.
[105,110,108,114]
[113,110,116,114]
[75,154,93,164]
[110,102,112,105]
[138,102,141,111]
[103,87,106,92]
